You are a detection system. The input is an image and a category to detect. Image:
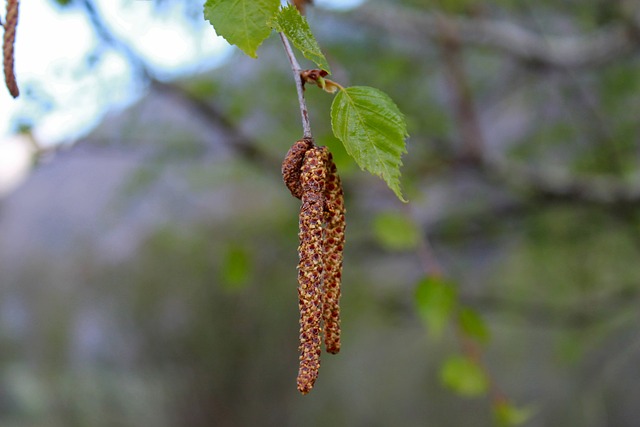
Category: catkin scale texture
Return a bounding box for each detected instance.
[282,138,312,199]
[322,152,345,354]
[296,146,328,394]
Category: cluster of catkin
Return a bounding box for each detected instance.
[282,138,345,394]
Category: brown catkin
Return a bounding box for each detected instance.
[296,146,327,394]
[3,0,19,98]
[282,138,313,199]
[322,152,345,354]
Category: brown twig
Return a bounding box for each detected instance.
[279,33,313,139]
[3,0,19,98]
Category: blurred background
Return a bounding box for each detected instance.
[1,0,640,426]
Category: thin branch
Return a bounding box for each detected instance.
[279,33,312,139]
[403,204,444,277]
[78,0,152,80]
[152,80,278,171]
[353,4,637,69]
[435,14,484,163]
[78,0,275,170]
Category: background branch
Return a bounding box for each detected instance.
[483,154,640,206]
[354,4,638,68]
[435,14,485,163]
[151,80,278,171]
[77,0,275,171]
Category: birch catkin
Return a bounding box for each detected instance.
[282,138,313,199]
[283,138,346,394]
[3,0,19,98]
[322,152,345,354]
[296,146,328,394]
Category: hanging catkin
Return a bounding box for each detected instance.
[322,152,345,354]
[283,138,346,394]
[3,0,19,98]
[296,146,328,394]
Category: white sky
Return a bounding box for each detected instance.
[0,0,365,194]
[0,0,231,146]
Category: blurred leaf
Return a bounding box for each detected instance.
[221,245,252,290]
[331,86,408,201]
[440,355,489,397]
[270,5,331,73]
[373,211,419,250]
[415,277,456,338]
[458,307,490,344]
[494,401,535,426]
[203,0,279,58]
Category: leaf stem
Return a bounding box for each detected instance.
[279,32,312,139]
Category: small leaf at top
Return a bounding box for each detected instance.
[204,0,279,58]
[331,86,408,201]
[270,5,331,73]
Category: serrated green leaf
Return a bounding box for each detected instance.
[494,401,536,426]
[415,277,457,338]
[458,307,490,344]
[204,0,279,58]
[373,212,419,250]
[331,86,408,201]
[270,5,331,73]
[440,355,489,397]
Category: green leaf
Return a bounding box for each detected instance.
[270,5,331,73]
[331,86,408,202]
[440,355,489,397]
[415,277,456,338]
[494,401,536,426]
[373,212,419,250]
[203,0,279,58]
[458,307,490,344]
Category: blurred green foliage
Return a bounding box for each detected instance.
[9,0,640,426]
[373,211,419,250]
[415,277,457,338]
[440,355,489,396]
